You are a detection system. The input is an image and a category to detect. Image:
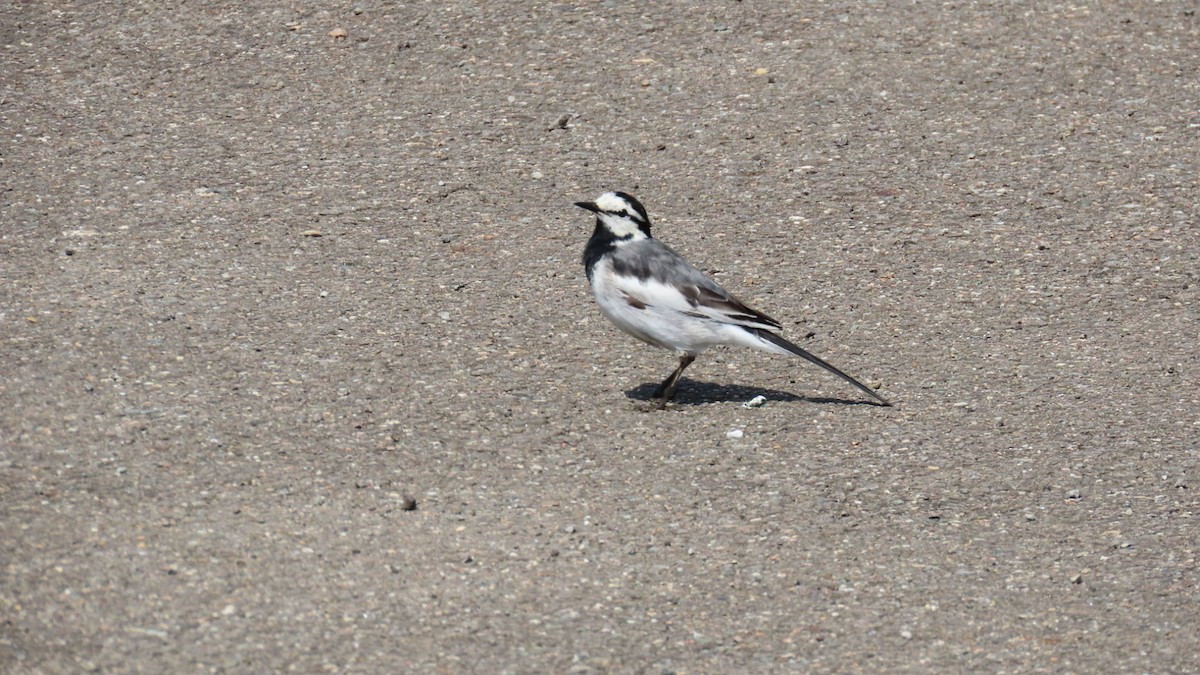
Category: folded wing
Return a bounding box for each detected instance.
[609,239,783,332]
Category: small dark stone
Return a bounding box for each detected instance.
[401,495,418,511]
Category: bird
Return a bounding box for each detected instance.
[574,190,891,409]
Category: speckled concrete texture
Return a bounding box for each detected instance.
[3,1,1198,672]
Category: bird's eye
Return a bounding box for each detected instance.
[617,210,629,218]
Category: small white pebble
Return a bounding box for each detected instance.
[743,395,767,408]
[726,429,744,439]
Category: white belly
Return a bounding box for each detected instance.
[589,258,734,355]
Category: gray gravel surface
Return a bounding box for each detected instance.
[3,1,1199,672]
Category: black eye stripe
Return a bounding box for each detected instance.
[602,205,646,225]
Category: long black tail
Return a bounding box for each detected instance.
[749,328,892,406]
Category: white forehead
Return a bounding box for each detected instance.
[594,192,630,212]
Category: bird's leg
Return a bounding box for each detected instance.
[652,354,696,409]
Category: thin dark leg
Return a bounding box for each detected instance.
[652,354,696,409]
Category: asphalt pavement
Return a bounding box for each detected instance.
[3,2,1198,672]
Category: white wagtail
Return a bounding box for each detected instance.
[575,191,891,408]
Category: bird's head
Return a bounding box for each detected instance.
[575,191,652,239]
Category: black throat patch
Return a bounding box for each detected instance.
[582,221,632,280]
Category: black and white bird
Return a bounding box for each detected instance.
[575,191,891,409]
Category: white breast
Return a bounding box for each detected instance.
[590,257,667,348]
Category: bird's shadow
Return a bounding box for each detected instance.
[624,379,883,407]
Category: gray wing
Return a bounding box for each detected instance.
[609,239,783,331]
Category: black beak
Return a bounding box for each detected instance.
[574,201,600,213]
